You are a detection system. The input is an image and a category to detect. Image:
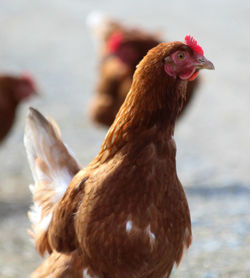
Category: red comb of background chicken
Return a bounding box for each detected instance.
[107,32,124,53]
[20,72,36,92]
[184,35,204,55]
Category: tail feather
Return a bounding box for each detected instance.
[30,251,84,278]
[24,107,81,255]
[86,11,121,42]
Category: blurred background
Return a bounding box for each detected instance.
[0,0,249,277]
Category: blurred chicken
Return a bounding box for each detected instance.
[0,73,37,142]
[24,36,214,277]
[87,13,200,127]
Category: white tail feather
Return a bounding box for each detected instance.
[86,11,108,31]
[24,107,81,254]
[86,11,120,42]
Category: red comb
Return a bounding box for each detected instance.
[107,32,124,53]
[20,72,36,91]
[184,35,203,55]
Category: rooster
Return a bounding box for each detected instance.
[0,73,37,142]
[87,14,200,127]
[24,36,214,278]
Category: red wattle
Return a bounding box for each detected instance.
[188,71,199,81]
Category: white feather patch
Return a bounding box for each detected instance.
[52,168,74,202]
[146,225,156,247]
[28,201,42,225]
[39,213,52,231]
[83,268,99,278]
[126,220,133,232]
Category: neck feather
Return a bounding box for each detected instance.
[96,61,188,163]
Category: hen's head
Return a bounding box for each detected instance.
[1,73,37,103]
[107,31,160,68]
[136,35,214,84]
[98,36,214,159]
[16,73,37,101]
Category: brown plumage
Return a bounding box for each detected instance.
[88,17,200,127]
[24,38,214,277]
[0,73,36,142]
[30,251,84,278]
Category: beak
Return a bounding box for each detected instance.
[196,56,215,70]
[33,88,43,97]
[34,88,40,95]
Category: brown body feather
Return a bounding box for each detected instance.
[25,41,195,277]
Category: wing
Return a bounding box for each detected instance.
[47,173,88,253]
[24,107,81,255]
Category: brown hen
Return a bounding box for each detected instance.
[88,15,200,127]
[0,73,36,142]
[24,37,214,278]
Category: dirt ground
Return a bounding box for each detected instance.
[0,0,249,277]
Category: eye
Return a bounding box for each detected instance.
[177,52,185,60]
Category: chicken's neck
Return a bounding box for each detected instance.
[97,72,187,163]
